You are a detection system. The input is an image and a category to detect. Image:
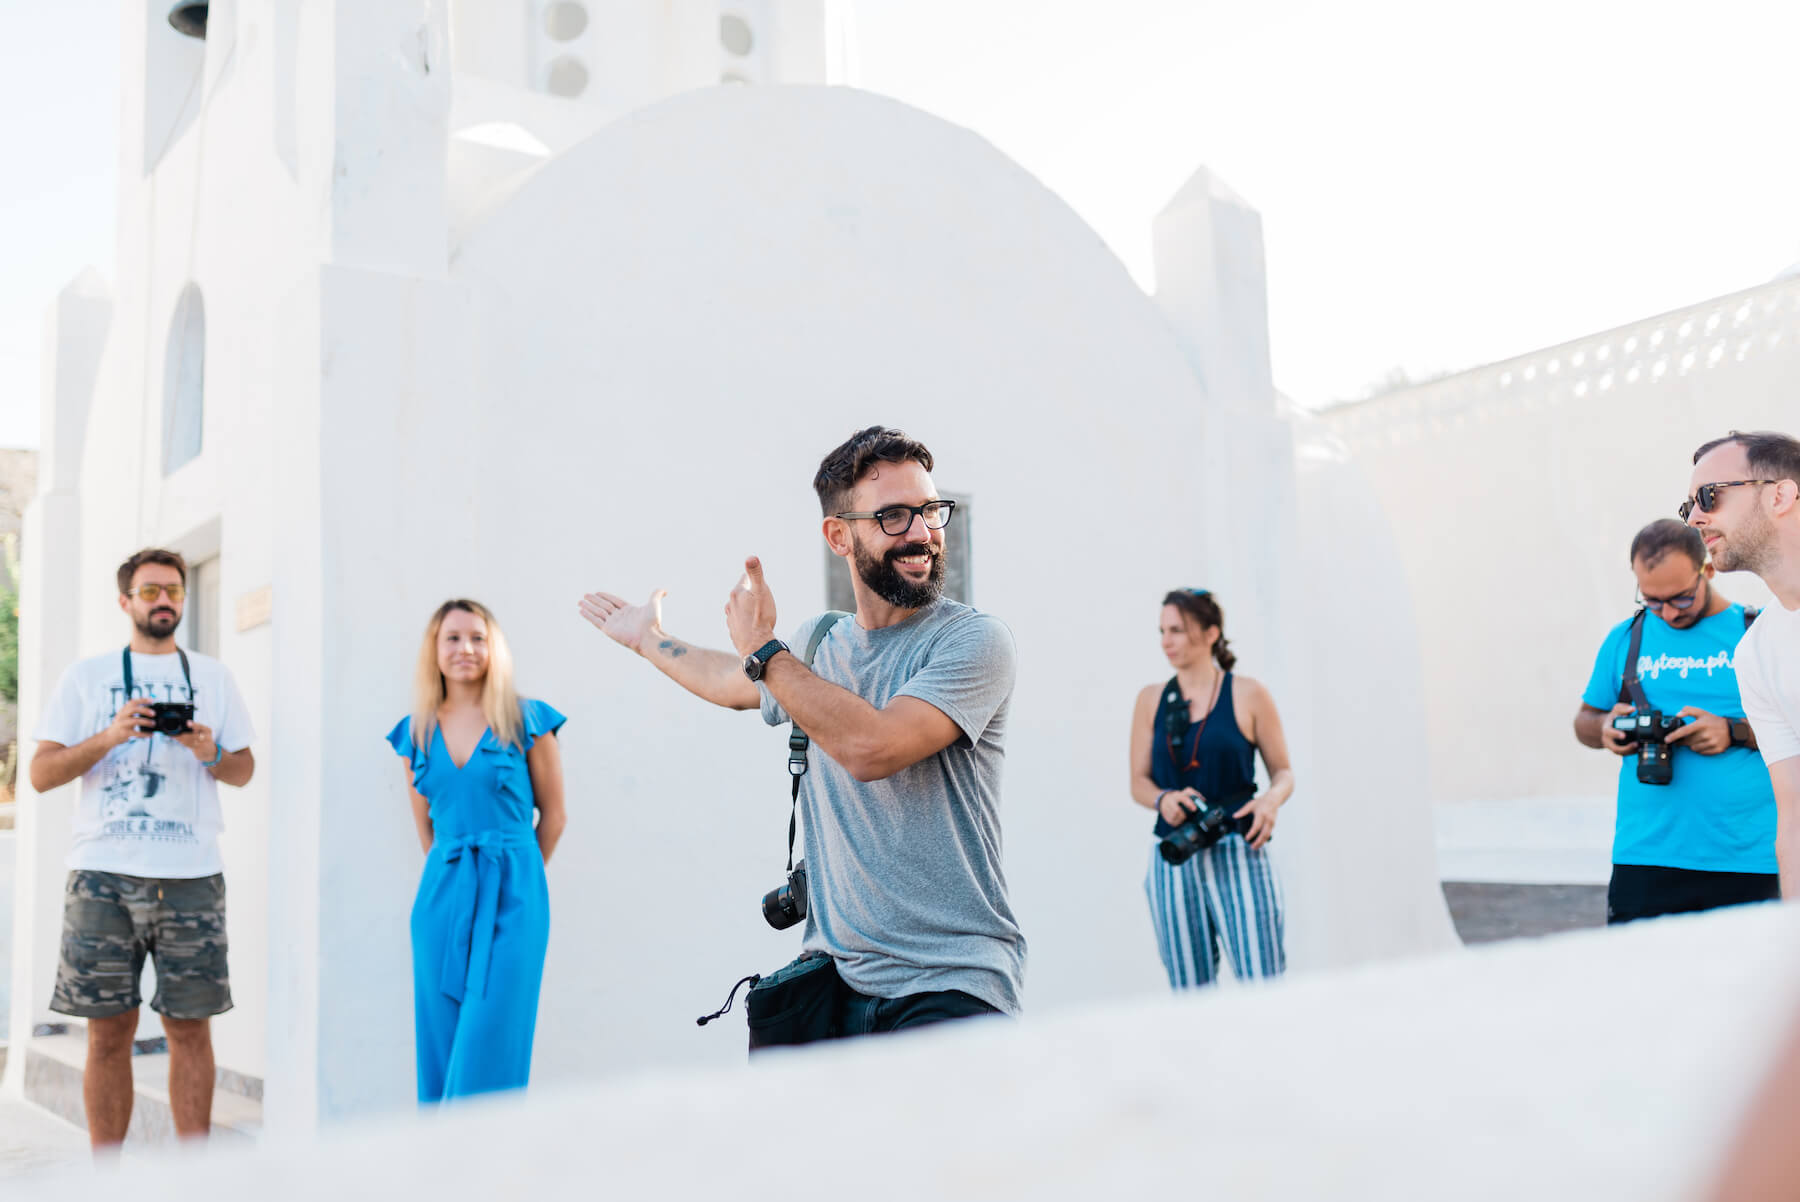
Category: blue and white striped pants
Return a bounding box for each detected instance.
[1145,834,1286,989]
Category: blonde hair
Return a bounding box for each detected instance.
[412,599,523,751]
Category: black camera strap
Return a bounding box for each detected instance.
[783,612,852,873]
[121,644,195,765]
[1162,671,1223,779]
[121,643,194,701]
[1617,605,1758,710]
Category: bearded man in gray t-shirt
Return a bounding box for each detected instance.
[580,426,1025,1036]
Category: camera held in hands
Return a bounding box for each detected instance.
[1158,796,1244,866]
[762,858,808,930]
[1610,708,1689,786]
[147,701,197,737]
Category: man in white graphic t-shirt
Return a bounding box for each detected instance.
[29,548,255,1149]
[1686,431,1800,897]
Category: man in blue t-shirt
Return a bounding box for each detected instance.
[1574,518,1776,923]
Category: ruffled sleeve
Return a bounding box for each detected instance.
[386,715,429,794]
[519,699,567,751]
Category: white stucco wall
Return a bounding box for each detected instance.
[15,1,1453,1125]
[1324,279,1800,807]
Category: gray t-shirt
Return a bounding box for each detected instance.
[759,597,1026,1014]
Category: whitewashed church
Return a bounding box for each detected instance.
[8,0,1459,1138]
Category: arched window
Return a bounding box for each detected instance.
[163,284,205,474]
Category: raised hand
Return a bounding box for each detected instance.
[578,589,667,655]
[725,556,779,657]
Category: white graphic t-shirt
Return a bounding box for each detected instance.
[35,648,255,878]
[1738,601,1800,767]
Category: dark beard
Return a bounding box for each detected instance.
[853,537,946,609]
[135,609,179,639]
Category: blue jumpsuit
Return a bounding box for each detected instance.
[386,700,564,1102]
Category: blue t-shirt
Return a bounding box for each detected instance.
[1581,604,1775,873]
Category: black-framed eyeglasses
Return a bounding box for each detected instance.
[1678,479,1775,521]
[834,499,957,537]
[1637,573,1706,612]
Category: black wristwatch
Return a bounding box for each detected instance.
[742,639,789,682]
[1729,718,1754,749]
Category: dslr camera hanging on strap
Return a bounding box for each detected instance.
[1612,603,1758,786]
[696,611,853,1052]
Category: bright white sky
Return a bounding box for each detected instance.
[2,0,1796,448]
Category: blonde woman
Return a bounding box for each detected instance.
[385,600,567,1102]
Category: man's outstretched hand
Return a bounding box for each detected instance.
[579,589,667,655]
[726,556,779,657]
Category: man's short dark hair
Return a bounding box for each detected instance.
[117,548,188,595]
[1629,519,1706,570]
[1692,429,1800,486]
[813,426,935,517]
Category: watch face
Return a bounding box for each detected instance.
[742,653,763,682]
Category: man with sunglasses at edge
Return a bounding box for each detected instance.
[1685,430,1800,900]
[579,426,1024,1040]
[1573,519,1775,923]
[28,548,255,1149]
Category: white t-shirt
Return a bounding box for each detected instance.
[35,648,256,878]
[1737,601,1800,767]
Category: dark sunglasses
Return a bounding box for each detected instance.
[1678,479,1774,522]
[1637,575,1705,612]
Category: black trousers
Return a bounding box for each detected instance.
[1607,863,1780,925]
[836,986,1000,1037]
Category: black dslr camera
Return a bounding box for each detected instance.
[147,701,196,737]
[1158,799,1242,866]
[1610,708,1689,786]
[762,858,807,930]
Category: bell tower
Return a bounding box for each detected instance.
[448,0,853,112]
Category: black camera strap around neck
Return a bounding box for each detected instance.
[122,644,194,765]
[1163,671,1223,776]
[1618,604,1758,710]
[783,611,852,873]
[121,644,193,702]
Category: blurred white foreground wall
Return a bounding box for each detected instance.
[17,904,1797,1201]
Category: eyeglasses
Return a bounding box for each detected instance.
[1678,480,1775,521]
[1637,574,1705,612]
[1183,588,1211,599]
[129,583,186,602]
[834,499,957,537]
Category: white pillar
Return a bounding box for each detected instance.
[262,0,453,1133]
[4,273,113,1096]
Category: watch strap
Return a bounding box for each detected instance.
[744,638,789,681]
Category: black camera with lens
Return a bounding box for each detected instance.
[1158,795,1250,866]
[762,858,808,930]
[1610,708,1689,786]
[147,701,196,737]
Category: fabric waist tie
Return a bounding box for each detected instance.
[436,829,535,1003]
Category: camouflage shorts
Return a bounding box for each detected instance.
[51,870,233,1021]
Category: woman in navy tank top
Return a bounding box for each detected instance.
[1129,589,1294,988]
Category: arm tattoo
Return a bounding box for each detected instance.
[657,639,688,659]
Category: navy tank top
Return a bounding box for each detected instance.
[1150,672,1259,838]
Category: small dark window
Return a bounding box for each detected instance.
[162,284,205,474]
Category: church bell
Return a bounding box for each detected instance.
[168,2,208,39]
